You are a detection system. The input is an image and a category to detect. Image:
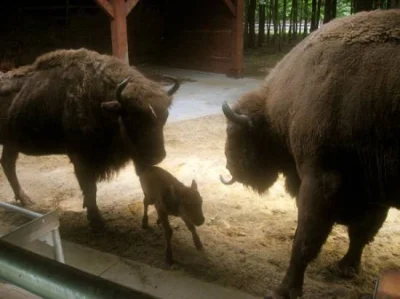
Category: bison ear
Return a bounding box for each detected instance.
[191,179,198,190]
[101,101,122,115]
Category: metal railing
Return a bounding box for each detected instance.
[0,202,158,298]
[0,202,64,263]
[0,239,158,299]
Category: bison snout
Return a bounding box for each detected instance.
[151,149,166,164]
[134,150,166,175]
[195,216,205,226]
[140,149,166,166]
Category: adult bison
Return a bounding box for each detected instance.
[220,9,400,299]
[0,48,179,230]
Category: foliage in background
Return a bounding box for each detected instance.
[244,0,396,50]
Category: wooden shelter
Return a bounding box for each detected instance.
[95,0,244,77]
[0,0,244,77]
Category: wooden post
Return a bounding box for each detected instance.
[95,0,139,65]
[111,0,129,63]
[221,0,236,16]
[228,0,244,78]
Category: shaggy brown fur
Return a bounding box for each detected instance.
[221,9,400,299]
[0,48,180,229]
[0,61,14,73]
[139,166,205,265]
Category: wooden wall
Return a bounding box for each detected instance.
[0,0,244,77]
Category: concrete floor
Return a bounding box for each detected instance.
[0,68,263,299]
[1,238,260,299]
[140,65,263,123]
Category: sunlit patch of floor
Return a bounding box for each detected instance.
[0,115,398,298]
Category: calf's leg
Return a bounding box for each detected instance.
[142,196,149,229]
[266,168,338,299]
[158,210,174,265]
[0,146,33,205]
[69,154,104,230]
[337,206,388,277]
[183,219,203,250]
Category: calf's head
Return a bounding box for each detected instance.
[101,77,179,173]
[220,92,284,194]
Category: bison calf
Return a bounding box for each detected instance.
[139,166,205,265]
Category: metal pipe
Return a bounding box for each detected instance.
[51,229,65,263]
[0,202,42,218]
[0,240,158,299]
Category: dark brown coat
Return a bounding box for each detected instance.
[139,166,205,265]
[221,9,400,299]
[0,48,180,229]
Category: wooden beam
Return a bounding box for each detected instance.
[95,0,114,18]
[125,0,139,16]
[111,0,129,63]
[221,0,236,16]
[228,0,244,78]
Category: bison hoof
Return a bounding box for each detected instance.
[194,240,203,250]
[141,221,149,230]
[87,211,105,232]
[336,259,360,278]
[16,191,34,206]
[165,251,174,266]
[89,218,105,232]
[166,257,174,266]
[264,286,302,299]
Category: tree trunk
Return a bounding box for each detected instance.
[267,0,273,43]
[272,0,280,51]
[391,0,400,7]
[248,0,257,48]
[311,0,317,31]
[292,0,298,40]
[299,0,303,37]
[304,0,309,35]
[354,0,374,12]
[288,8,293,39]
[316,0,322,28]
[258,2,266,46]
[332,0,337,18]
[323,0,336,24]
[283,0,287,40]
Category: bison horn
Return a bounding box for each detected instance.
[163,75,180,96]
[219,174,236,185]
[148,104,157,119]
[116,76,131,101]
[222,101,249,126]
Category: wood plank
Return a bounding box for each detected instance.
[229,0,244,78]
[221,0,236,16]
[95,0,114,18]
[125,0,140,16]
[111,0,129,64]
